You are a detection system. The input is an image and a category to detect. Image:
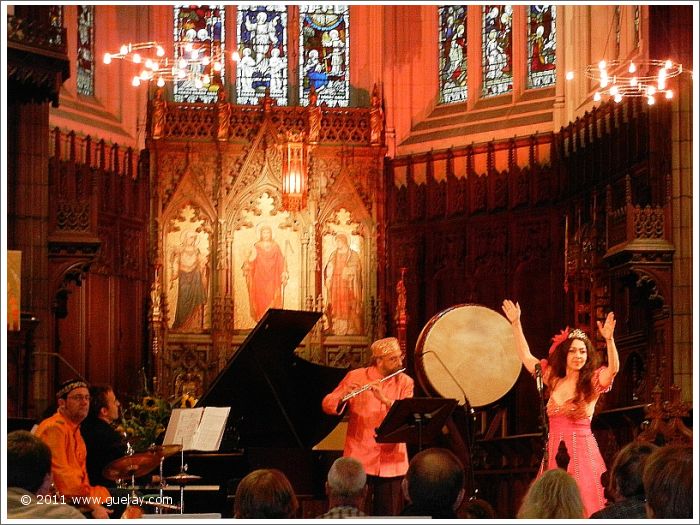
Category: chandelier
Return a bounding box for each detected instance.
[103,41,230,88]
[566,59,685,105]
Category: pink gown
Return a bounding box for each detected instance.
[539,361,612,517]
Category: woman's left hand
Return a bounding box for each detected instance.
[597,312,616,341]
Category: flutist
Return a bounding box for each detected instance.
[322,337,413,516]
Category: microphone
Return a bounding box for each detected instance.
[534,362,544,393]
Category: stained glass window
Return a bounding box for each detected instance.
[634,6,640,48]
[236,6,287,105]
[482,5,512,97]
[438,5,468,104]
[527,5,556,89]
[49,6,63,46]
[77,5,94,96]
[299,5,350,107]
[173,5,225,104]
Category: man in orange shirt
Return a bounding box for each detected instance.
[322,337,413,516]
[35,379,112,519]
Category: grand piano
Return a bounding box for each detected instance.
[162,309,348,517]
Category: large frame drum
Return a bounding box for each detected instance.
[415,304,521,408]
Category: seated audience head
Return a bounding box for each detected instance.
[460,497,496,519]
[403,447,465,512]
[517,468,584,519]
[88,384,120,423]
[326,456,367,506]
[7,431,53,494]
[643,444,692,518]
[608,441,657,501]
[234,468,298,518]
[56,378,90,424]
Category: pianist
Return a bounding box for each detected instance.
[322,337,413,516]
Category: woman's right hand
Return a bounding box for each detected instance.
[502,299,521,325]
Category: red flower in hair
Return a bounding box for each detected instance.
[549,327,571,356]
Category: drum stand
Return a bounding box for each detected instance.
[155,456,166,514]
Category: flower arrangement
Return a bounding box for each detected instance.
[116,395,172,452]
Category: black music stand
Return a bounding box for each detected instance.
[375,397,458,451]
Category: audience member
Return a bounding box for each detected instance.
[7,430,86,519]
[643,444,692,518]
[460,497,496,519]
[400,447,465,518]
[234,468,299,518]
[590,441,657,519]
[517,468,584,519]
[35,378,112,519]
[318,457,368,518]
[81,384,126,487]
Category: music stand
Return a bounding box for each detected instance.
[375,397,458,451]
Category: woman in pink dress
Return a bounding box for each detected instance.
[502,299,619,517]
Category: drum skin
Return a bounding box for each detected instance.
[415,304,521,408]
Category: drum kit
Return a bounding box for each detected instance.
[102,444,202,514]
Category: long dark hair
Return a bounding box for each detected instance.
[548,335,600,401]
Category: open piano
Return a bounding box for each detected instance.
[162,309,347,517]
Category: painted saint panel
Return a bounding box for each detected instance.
[233,193,299,329]
[322,210,364,336]
[166,206,210,331]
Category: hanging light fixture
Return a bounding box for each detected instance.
[567,59,685,105]
[103,41,230,88]
[281,132,307,212]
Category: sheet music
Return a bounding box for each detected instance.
[191,406,230,451]
[163,407,230,451]
[163,408,203,450]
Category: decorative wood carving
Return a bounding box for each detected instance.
[45,128,149,398]
[7,12,69,107]
[148,93,385,397]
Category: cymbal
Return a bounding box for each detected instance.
[103,452,161,481]
[165,473,203,485]
[146,444,183,458]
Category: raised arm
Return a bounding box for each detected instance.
[596,311,619,388]
[501,299,539,374]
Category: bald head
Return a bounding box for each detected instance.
[405,448,465,510]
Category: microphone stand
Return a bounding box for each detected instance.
[421,350,478,498]
[535,366,549,468]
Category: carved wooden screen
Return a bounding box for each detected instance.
[147,93,387,397]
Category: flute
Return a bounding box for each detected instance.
[341,368,406,403]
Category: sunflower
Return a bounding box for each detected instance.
[142,396,159,412]
[119,394,172,452]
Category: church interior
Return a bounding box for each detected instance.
[5,3,695,518]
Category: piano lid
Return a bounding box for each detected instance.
[197,309,348,450]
